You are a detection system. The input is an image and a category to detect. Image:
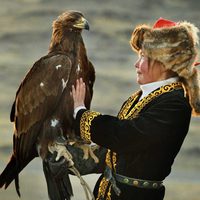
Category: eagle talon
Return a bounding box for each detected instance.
[74,143,99,163]
[48,142,74,167]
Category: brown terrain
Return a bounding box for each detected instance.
[0,0,200,199]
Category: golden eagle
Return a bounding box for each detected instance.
[0,10,96,200]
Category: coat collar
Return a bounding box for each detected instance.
[139,77,179,100]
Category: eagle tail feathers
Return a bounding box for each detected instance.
[43,153,73,200]
[15,174,21,197]
[0,152,36,196]
[0,154,21,197]
[0,155,17,188]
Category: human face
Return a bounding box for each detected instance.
[134,53,166,85]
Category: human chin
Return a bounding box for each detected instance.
[136,76,144,85]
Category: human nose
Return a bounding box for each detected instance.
[134,58,140,68]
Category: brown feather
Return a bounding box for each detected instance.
[15,54,72,135]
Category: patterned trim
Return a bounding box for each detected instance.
[112,152,117,171]
[105,149,112,169]
[118,82,183,120]
[105,150,117,171]
[80,110,101,143]
[118,90,141,120]
[101,150,117,200]
[96,177,110,200]
[106,185,112,200]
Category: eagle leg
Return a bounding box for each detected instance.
[48,142,74,167]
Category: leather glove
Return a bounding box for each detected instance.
[43,151,73,199]
[45,151,69,180]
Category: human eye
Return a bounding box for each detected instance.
[140,52,145,57]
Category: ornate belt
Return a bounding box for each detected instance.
[103,166,163,199]
[114,173,163,189]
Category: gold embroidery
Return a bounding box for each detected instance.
[106,185,112,200]
[96,177,110,200]
[105,149,112,169]
[80,110,101,143]
[97,151,116,200]
[118,90,141,120]
[101,150,115,200]
[118,82,182,120]
[112,152,117,171]
[105,150,117,172]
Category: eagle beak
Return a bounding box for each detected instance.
[73,17,90,30]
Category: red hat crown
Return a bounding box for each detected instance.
[153,17,177,28]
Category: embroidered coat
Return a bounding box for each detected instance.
[74,82,192,200]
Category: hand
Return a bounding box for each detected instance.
[72,78,86,109]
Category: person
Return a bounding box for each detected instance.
[70,17,200,200]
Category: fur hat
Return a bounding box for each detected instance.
[130,18,200,116]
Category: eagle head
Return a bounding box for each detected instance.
[49,10,89,51]
[53,11,89,32]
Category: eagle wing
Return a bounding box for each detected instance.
[11,53,72,159]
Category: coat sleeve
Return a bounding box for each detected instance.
[75,94,191,154]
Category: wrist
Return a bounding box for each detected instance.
[74,103,85,110]
[73,105,86,118]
